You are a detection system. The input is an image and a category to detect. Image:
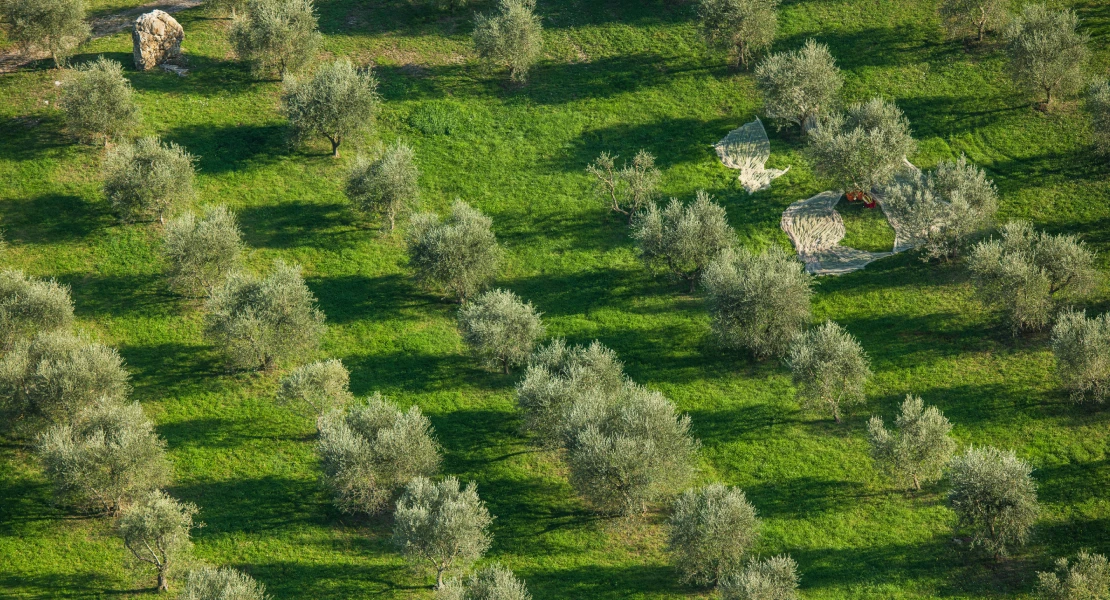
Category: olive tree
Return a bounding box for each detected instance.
[702,246,812,360]
[36,401,171,514]
[586,149,661,223]
[947,445,1038,559]
[393,476,493,589]
[58,57,139,145]
[317,394,441,515]
[0,269,73,349]
[867,395,955,491]
[162,205,244,296]
[0,330,129,434]
[695,0,778,68]
[438,564,531,600]
[719,555,800,600]
[967,221,1098,333]
[179,566,269,600]
[1035,552,1110,600]
[204,261,326,371]
[230,0,320,78]
[346,141,419,231]
[787,321,871,424]
[633,191,736,293]
[472,0,543,83]
[276,359,353,417]
[755,39,842,131]
[118,489,198,592]
[406,201,501,303]
[938,0,1008,43]
[882,154,998,261]
[806,97,916,202]
[1005,4,1089,108]
[103,137,196,223]
[458,289,545,373]
[1051,310,1110,403]
[668,484,761,586]
[282,59,380,157]
[1086,79,1110,155]
[515,339,626,448]
[564,384,699,515]
[0,0,89,67]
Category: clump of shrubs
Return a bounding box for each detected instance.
[457,288,545,373]
[103,137,196,223]
[632,191,736,292]
[316,394,440,515]
[407,201,502,303]
[967,221,1098,333]
[719,555,800,600]
[702,246,812,360]
[1035,551,1110,600]
[586,149,661,222]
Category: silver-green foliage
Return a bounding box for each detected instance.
[1087,79,1110,155]
[787,321,871,424]
[806,97,916,198]
[586,149,661,222]
[103,136,196,223]
[162,206,244,296]
[346,141,419,231]
[204,261,326,370]
[407,201,501,303]
[719,555,800,600]
[667,484,761,585]
[230,0,320,78]
[118,489,198,592]
[755,39,842,130]
[458,289,545,373]
[883,154,997,261]
[393,476,493,589]
[1051,310,1110,403]
[867,395,955,490]
[515,339,627,448]
[632,190,736,292]
[437,564,531,600]
[36,400,170,514]
[0,0,89,66]
[472,0,543,83]
[276,359,353,417]
[179,566,269,600]
[282,59,380,157]
[938,0,1008,42]
[0,330,129,433]
[967,221,1098,333]
[59,57,139,144]
[0,269,73,349]
[1005,4,1089,107]
[564,384,699,515]
[317,394,441,515]
[702,246,812,360]
[1035,552,1110,600]
[695,0,778,68]
[947,446,1039,558]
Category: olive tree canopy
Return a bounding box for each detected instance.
[282,59,380,157]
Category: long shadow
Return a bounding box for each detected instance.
[524,563,683,599]
[172,475,327,536]
[1035,457,1110,506]
[119,341,225,402]
[553,116,740,176]
[308,273,424,326]
[163,123,289,175]
[246,559,425,598]
[0,112,72,162]
[342,349,493,395]
[743,476,873,520]
[776,23,959,73]
[508,52,703,106]
[986,148,1106,199]
[1034,517,1110,558]
[897,95,1028,140]
[0,572,135,598]
[56,272,177,319]
[236,201,358,250]
[2,193,112,246]
[686,402,803,449]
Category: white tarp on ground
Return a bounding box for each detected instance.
[714,118,789,194]
[780,159,921,276]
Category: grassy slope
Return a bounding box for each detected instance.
[1,0,1110,598]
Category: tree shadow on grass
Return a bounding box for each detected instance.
[308,273,424,326]
[686,402,803,449]
[342,349,489,395]
[163,123,289,175]
[776,24,958,74]
[0,572,135,598]
[56,272,178,320]
[246,559,425,599]
[743,477,874,521]
[897,95,1029,140]
[173,475,326,536]
[505,53,703,107]
[986,147,1106,199]
[2,193,111,246]
[1033,457,1110,507]
[1034,517,1110,558]
[0,112,71,162]
[236,201,358,250]
[524,563,683,599]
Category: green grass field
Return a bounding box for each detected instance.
[2,0,1110,598]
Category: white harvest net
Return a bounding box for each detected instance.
[714,118,789,194]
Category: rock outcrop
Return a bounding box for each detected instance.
[132,10,183,71]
